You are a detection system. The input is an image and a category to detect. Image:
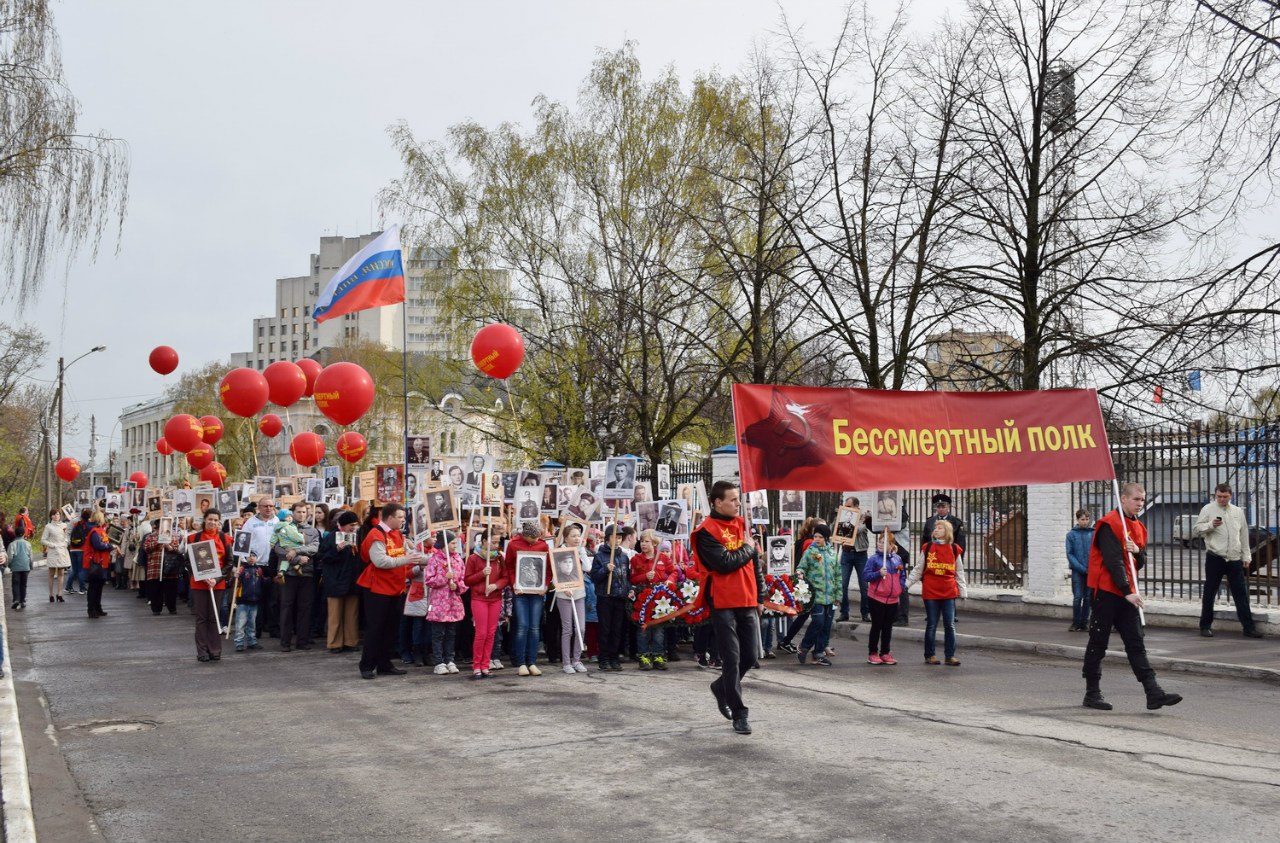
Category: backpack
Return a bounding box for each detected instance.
[69,521,89,549]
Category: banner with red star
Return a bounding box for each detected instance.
[732,384,1115,492]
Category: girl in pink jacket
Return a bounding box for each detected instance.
[863,530,905,666]
[425,531,469,675]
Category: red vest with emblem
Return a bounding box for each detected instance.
[690,515,757,609]
[1087,509,1147,597]
[357,525,408,596]
[919,542,962,600]
[83,526,112,570]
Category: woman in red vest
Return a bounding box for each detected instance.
[188,510,232,663]
[907,520,967,666]
[356,503,422,680]
[82,511,115,619]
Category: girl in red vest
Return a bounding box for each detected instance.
[907,520,967,666]
[187,511,232,663]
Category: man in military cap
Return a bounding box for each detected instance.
[923,494,966,554]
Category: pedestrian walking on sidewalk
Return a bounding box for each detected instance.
[1081,482,1183,711]
[1193,484,1263,639]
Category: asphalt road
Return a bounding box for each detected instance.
[7,591,1280,842]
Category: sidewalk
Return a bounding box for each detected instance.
[834,610,1280,683]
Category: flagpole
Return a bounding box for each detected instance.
[403,298,410,505]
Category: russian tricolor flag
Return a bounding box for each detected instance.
[313,226,406,323]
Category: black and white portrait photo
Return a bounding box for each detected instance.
[517,486,541,522]
[481,471,505,507]
[188,539,221,582]
[833,505,861,545]
[541,483,560,516]
[305,478,324,504]
[406,434,431,467]
[656,463,671,498]
[872,490,901,532]
[779,490,805,521]
[104,492,122,514]
[274,480,295,500]
[173,489,195,516]
[254,476,276,497]
[463,454,491,493]
[567,488,601,522]
[635,501,660,533]
[501,471,519,504]
[766,535,794,577]
[514,551,547,595]
[425,488,459,531]
[746,490,769,525]
[232,529,253,557]
[404,470,420,504]
[216,490,239,516]
[654,501,684,538]
[549,547,583,593]
[323,465,340,489]
[603,457,637,501]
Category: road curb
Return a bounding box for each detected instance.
[0,577,37,842]
[872,625,1280,684]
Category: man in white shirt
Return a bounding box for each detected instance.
[1192,484,1263,638]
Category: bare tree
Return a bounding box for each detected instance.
[0,0,129,306]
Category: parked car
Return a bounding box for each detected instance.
[1173,514,1204,549]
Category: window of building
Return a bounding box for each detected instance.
[293,307,299,317]
[257,326,264,337]
[281,308,287,318]
[269,325,276,335]
[269,342,275,352]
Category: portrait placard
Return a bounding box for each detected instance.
[540,482,560,516]
[500,471,518,504]
[779,490,806,521]
[550,547,584,593]
[157,517,174,544]
[603,457,638,502]
[188,539,222,582]
[75,488,90,508]
[105,492,122,515]
[832,506,861,546]
[232,529,253,558]
[172,489,195,517]
[406,434,432,467]
[871,491,902,532]
[656,464,671,498]
[589,461,607,480]
[129,488,147,512]
[513,551,548,595]
[653,500,687,540]
[765,535,794,577]
[375,464,402,504]
[254,476,276,497]
[216,489,239,516]
[357,470,376,501]
[304,477,324,504]
[480,471,505,507]
[424,487,460,532]
[746,490,770,525]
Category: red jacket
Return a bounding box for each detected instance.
[464,551,510,602]
[691,515,760,609]
[630,552,674,586]
[503,534,550,586]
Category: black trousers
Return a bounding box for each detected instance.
[1082,591,1155,685]
[710,607,758,719]
[279,576,315,647]
[86,576,106,616]
[867,597,897,655]
[1199,553,1256,632]
[256,576,281,637]
[149,578,178,614]
[597,595,627,662]
[10,570,28,604]
[359,590,403,673]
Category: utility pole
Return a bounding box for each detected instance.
[88,414,97,489]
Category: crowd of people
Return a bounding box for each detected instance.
[0,478,1206,723]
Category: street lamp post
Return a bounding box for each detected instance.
[56,345,107,492]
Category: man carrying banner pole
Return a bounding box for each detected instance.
[693,481,765,736]
[1081,481,1183,711]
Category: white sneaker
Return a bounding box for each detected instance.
[527,664,542,676]
[517,665,530,676]
[572,661,588,674]
[433,663,449,675]
[563,663,576,674]
[489,659,504,670]
[446,662,458,674]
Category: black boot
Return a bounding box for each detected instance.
[1083,681,1112,710]
[1143,679,1183,710]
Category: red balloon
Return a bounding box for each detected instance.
[296,358,322,397]
[219,367,270,418]
[470,323,525,379]
[185,442,215,470]
[129,471,149,488]
[164,414,204,453]
[149,345,179,375]
[155,437,174,456]
[199,415,224,446]
[336,431,367,463]
[289,432,326,467]
[258,413,283,438]
[55,456,81,483]
[199,461,227,488]
[313,363,375,426]
[264,360,307,408]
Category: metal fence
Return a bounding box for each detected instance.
[1073,423,1280,608]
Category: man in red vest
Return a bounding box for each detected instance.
[692,480,765,735]
[356,503,422,680]
[1082,482,1182,711]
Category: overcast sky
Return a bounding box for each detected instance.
[29,0,947,468]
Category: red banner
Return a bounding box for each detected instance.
[732,384,1115,492]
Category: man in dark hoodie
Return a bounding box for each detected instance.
[693,481,765,736]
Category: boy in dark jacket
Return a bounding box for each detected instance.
[590,525,631,671]
[1066,510,1093,631]
[233,555,266,652]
